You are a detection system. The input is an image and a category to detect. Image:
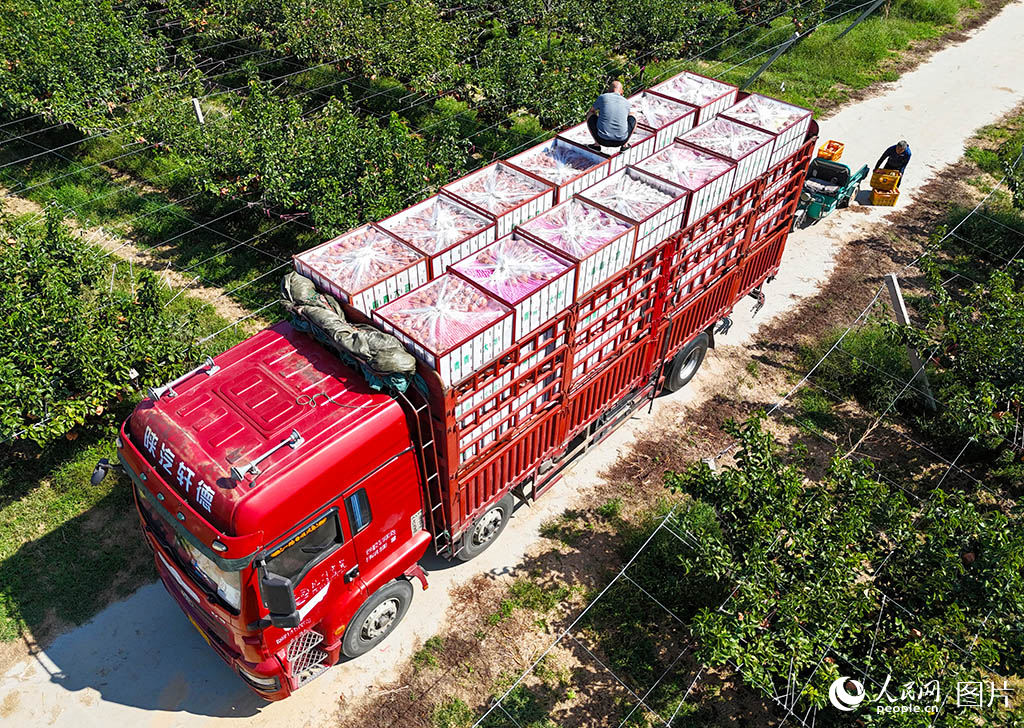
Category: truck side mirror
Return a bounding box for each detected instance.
[261,572,300,628]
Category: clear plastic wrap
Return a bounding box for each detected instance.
[723,94,809,134]
[293,225,428,313]
[378,274,506,352]
[579,168,690,260]
[378,195,492,256]
[445,164,551,217]
[520,199,635,294]
[452,235,571,305]
[638,143,734,191]
[373,273,513,386]
[584,171,678,221]
[520,199,632,260]
[297,225,422,292]
[630,91,692,130]
[452,234,575,335]
[655,71,735,106]
[510,139,605,185]
[681,118,774,161]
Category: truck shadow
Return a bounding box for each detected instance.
[0,478,266,718]
[8,581,267,717]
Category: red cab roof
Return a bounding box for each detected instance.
[129,322,410,541]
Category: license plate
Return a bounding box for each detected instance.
[187,614,212,647]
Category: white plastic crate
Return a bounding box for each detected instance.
[651,71,738,125]
[293,224,428,315]
[578,167,689,261]
[721,93,812,166]
[450,232,576,338]
[512,323,563,425]
[373,274,513,388]
[506,138,611,203]
[572,320,627,381]
[557,121,656,173]
[376,194,497,279]
[675,233,744,299]
[517,198,637,296]
[636,142,736,227]
[628,91,698,150]
[678,118,775,192]
[443,163,556,238]
[456,372,512,463]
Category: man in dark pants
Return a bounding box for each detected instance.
[875,140,912,182]
[585,81,637,152]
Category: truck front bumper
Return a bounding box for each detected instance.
[148,544,294,701]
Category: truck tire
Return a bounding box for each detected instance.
[664,333,709,393]
[456,493,514,562]
[342,580,413,658]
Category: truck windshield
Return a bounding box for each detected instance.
[135,484,242,611]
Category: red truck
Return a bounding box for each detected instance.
[100,114,817,700]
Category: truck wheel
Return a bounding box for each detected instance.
[664,333,709,393]
[342,580,413,658]
[791,209,807,231]
[838,185,857,209]
[456,493,514,562]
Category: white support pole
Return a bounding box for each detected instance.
[884,273,937,411]
[191,98,205,125]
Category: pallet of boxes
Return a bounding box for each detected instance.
[291,70,817,471]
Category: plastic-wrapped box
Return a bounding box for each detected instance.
[678,118,774,192]
[506,138,610,203]
[518,198,636,296]
[376,194,497,279]
[443,163,556,238]
[293,224,427,315]
[721,93,812,165]
[450,233,575,337]
[578,167,689,260]
[651,71,737,124]
[557,121,656,174]
[628,91,698,150]
[373,273,513,387]
[636,142,736,226]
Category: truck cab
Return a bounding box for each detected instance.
[116,322,431,699]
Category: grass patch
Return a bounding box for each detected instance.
[431,697,475,728]
[538,510,589,546]
[0,131,315,309]
[0,434,152,642]
[486,578,572,626]
[595,497,623,521]
[413,635,445,671]
[648,0,980,114]
[798,322,913,413]
[795,388,841,436]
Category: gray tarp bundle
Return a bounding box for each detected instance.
[280,271,417,392]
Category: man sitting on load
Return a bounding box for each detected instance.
[585,81,637,152]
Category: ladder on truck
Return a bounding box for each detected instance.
[396,387,450,558]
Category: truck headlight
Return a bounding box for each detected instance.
[237,667,280,692]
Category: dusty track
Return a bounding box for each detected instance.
[2,3,1023,726]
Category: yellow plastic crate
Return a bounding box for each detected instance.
[870,168,901,192]
[871,188,900,206]
[817,140,844,161]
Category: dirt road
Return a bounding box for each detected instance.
[3,4,1023,726]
